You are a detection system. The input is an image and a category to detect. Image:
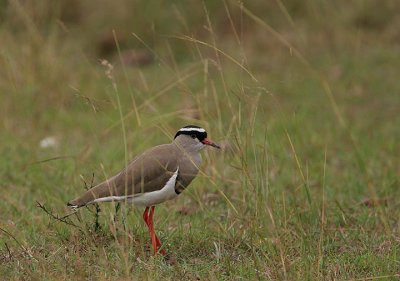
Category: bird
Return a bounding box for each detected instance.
[67,125,220,255]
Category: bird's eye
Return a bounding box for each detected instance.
[191,134,196,139]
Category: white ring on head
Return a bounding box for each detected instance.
[179,128,206,133]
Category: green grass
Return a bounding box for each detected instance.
[1,0,399,280]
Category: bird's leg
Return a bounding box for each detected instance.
[149,207,166,255]
[148,207,162,249]
[142,207,154,252]
[143,206,149,223]
[142,206,166,255]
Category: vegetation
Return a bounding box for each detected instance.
[1,0,399,279]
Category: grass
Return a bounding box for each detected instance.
[1,0,399,280]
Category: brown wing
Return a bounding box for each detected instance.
[68,144,178,207]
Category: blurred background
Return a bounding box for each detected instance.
[0,0,399,279]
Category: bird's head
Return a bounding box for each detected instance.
[174,125,220,151]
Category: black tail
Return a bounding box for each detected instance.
[67,201,80,210]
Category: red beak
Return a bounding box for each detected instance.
[202,138,221,149]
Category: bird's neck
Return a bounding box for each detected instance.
[173,139,204,154]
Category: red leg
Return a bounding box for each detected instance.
[148,206,167,255]
[148,206,158,254]
[143,206,149,223]
[142,206,166,256]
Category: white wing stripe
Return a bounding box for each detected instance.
[91,167,180,207]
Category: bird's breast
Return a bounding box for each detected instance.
[175,153,201,191]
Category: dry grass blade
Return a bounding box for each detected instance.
[36,201,82,230]
[0,227,37,261]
